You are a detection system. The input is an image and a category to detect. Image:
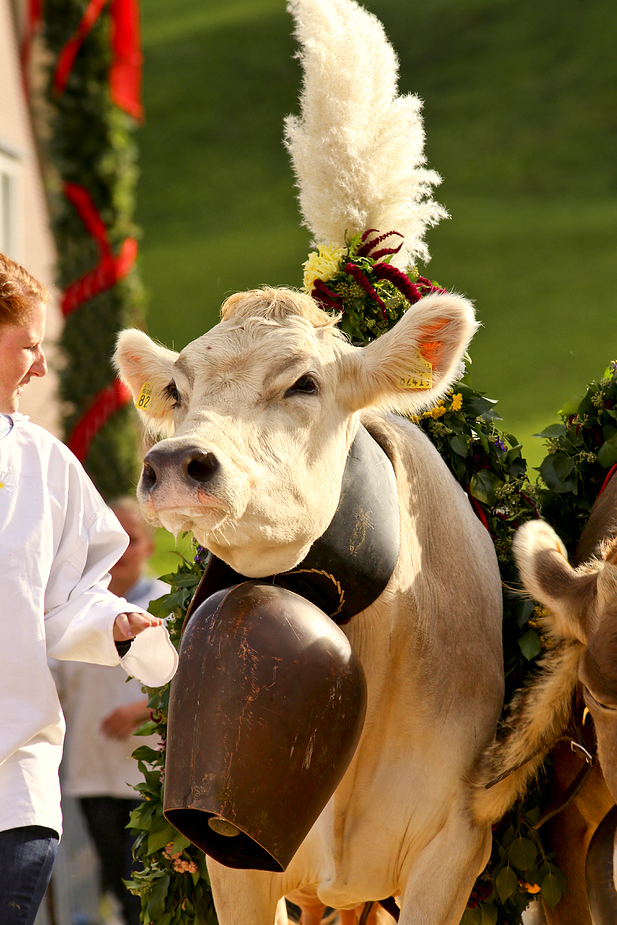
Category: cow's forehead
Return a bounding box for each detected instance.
[176,315,339,380]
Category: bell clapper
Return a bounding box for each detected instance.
[208,817,240,837]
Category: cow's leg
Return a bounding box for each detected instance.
[397,819,491,925]
[298,898,327,925]
[207,859,282,925]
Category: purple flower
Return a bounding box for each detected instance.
[194,545,209,565]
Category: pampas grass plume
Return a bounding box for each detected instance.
[284,0,448,269]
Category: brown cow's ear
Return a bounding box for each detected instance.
[512,520,597,645]
[114,329,179,436]
[337,292,478,414]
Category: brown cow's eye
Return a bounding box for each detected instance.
[166,381,180,405]
[285,375,318,397]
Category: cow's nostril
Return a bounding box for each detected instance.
[186,451,219,484]
[141,461,157,491]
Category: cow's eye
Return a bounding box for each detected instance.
[165,381,180,406]
[285,375,318,397]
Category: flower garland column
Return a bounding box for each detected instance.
[40,0,145,498]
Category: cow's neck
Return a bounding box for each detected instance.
[186,425,400,627]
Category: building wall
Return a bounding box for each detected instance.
[1,0,61,435]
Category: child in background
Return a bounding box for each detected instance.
[52,500,170,925]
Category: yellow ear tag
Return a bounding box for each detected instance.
[135,382,167,417]
[399,352,433,390]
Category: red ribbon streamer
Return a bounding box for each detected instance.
[61,182,138,316]
[62,182,138,458]
[598,464,617,497]
[109,0,144,120]
[68,379,132,462]
[466,490,491,534]
[53,0,143,121]
[53,0,108,95]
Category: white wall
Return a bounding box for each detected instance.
[1,0,61,435]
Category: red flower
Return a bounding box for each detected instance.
[372,262,422,304]
[344,262,387,316]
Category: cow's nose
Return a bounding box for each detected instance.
[141,444,220,492]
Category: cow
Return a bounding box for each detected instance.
[114,285,504,925]
[472,470,617,924]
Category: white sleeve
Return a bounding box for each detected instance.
[44,459,178,687]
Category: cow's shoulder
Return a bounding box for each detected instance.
[360,409,459,489]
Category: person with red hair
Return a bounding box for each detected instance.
[0,252,177,924]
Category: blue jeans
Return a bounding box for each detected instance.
[0,826,59,925]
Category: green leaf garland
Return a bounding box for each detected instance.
[42,0,145,500]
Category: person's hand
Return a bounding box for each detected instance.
[113,611,161,641]
[101,698,149,740]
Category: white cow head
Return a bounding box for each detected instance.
[114,287,476,576]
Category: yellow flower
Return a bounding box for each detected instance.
[523,882,541,894]
[303,244,346,291]
[423,403,446,419]
[450,393,463,412]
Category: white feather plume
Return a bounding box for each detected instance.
[284,0,448,269]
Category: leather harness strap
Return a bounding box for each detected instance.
[533,699,597,830]
[532,739,594,830]
[183,425,400,632]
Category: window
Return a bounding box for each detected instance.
[0,146,21,260]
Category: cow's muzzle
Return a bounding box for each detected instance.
[141,443,220,494]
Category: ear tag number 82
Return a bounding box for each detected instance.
[137,382,153,411]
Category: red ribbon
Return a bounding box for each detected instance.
[53,0,108,95]
[598,464,617,497]
[466,489,490,534]
[109,0,144,120]
[53,0,143,121]
[61,182,138,316]
[68,379,132,462]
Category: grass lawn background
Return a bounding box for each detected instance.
[134,0,617,573]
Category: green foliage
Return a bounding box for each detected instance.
[463,808,566,925]
[127,552,218,924]
[42,0,145,499]
[537,362,617,555]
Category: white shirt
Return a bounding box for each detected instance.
[0,414,177,835]
[53,576,169,799]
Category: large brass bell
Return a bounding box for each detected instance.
[163,581,367,872]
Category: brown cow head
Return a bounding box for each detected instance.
[512,515,617,803]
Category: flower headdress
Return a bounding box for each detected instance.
[284,0,447,342]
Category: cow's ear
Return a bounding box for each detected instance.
[512,520,598,645]
[114,329,179,436]
[337,292,477,414]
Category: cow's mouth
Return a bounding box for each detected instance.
[153,503,230,538]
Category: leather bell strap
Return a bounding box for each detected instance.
[185,424,400,628]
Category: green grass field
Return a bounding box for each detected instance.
[135,0,617,488]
